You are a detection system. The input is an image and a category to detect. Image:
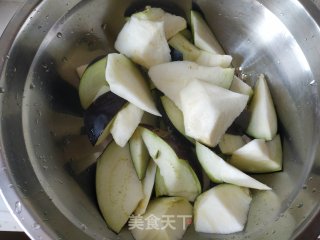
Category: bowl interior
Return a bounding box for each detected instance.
[0,0,319,239]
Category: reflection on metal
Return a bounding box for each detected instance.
[0,0,319,239]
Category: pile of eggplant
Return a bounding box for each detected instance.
[77,6,282,239]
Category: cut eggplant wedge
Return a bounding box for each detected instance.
[141,127,201,201]
[246,74,278,140]
[160,96,193,142]
[155,166,168,197]
[134,160,157,215]
[196,142,271,190]
[132,6,187,39]
[218,134,246,155]
[84,92,127,146]
[229,135,282,173]
[131,197,193,240]
[230,75,253,98]
[168,33,199,62]
[191,10,225,54]
[196,51,232,68]
[180,28,193,42]
[141,112,159,127]
[149,61,234,109]
[194,184,252,234]
[111,103,144,147]
[132,6,164,20]
[79,57,109,109]
[105,53,160,116]
[180,80,249,147]
[114,16,171,69]
[96,142,144,233]
[168,33,232,67]
[129,126,151,180]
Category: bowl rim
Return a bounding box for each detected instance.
[0,0,319,239]
[0,2,54,239]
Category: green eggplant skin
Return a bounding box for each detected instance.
[140,125,202,179]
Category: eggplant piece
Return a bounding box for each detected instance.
[169,33,232,67]
[140,112,159,127]
[134,160,157,215]
[148,61,234,109]
[124,2,187,22]
[140,126,201,202]
[96,141,144,233]
[246,74,278,140]
[131,197,193,240]
[180,28,193,42]
[84,92,127,146]
[169,33,199,61]
[129,126,151,180]
[218,134,246,155]
[230,76,253,98]
[76,55,106,79]
[131,6,187,39]
[196,142,271,190]
[194,184,252,234]
[110,103,144,147]
[155,166,167,197]
[105,53,161,116]
[141,125,199,172]
[229,135,282,173]
[114,17,171,69]
[159,95,194,143]
[180,80,249,147]
[191,10,225,54]
[78,56,109,109]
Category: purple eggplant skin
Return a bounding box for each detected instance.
[84,92,127,145]
[170,47,184,61]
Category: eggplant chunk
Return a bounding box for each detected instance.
[132,6,187,39]
[196,142,271,190]
[229,135,282,173]
[96,141,144,233]
[79,56,109,109]
[180,80,249,147]
[194,184,252,234]
[105,53,161,116]
[140,127,201,202]
[169,33,232,67]
[114,17,171,69]
[131,197,193,240]
[246,74,278,140]
[149,61,234,109]
[159,95,194,143]
[84,92,127,145]
[191,10,224,54]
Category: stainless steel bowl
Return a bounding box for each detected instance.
[0,0,319,239]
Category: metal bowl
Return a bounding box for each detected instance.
[0,0,319,239]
